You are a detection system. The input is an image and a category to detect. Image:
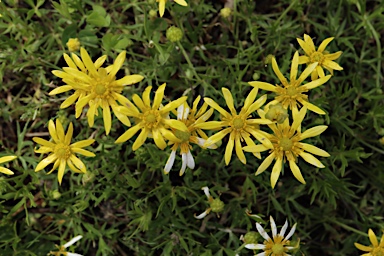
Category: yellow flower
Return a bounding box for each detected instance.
[297,34,343,80]
[243,106,330,188]
[194,87,273,165]
[33,119,95,185]
[245,216,298,256]
[66,38,80,52]
[355,229,384,256]
[164,98,216,176]
[157,0,188,17]
[51,48,144,135]
[115,83,188,150]
[249,51,331,115]
[0,155,17,175]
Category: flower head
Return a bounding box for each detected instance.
[157,0,188,17]
[48,235,83,256]
[297,34,343,80]
[245,216,298,256]
[249,51,331,115]
[0,155,17,175]
[243,106,330,188]
[66,38,80,52]
[164,97,216,176]
[115,83,188,150]
[194,186,225,219]
[33,119,95,185]
[355,229,384,256]
[195,87,273,165]
[51,48,144,134]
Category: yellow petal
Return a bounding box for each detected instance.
[271,158,283,189]
[246,95,267,115]
[108,51,126,79]
[299,152,325,168]
[152,128,167,150]
[55,119,65,142]
[297,38,313,56]
[297,62,318,84]
[80,47,98,77]
[57,159,66,185]
[35,146,53,154]
[153,83,166,110]
[245,128,273,149]
[194,121,226,130]
[222,88,236,115]
[300,125,328,140]
[354,242,373,252]
[0,156,17,164]
[323,59,343,71]
[115,125,142,144]
[71,52,86,72]
[87,101,97,127]
[161,96,188,113]
[301,100,325,115]
[142,84,152,107]
[248,81,277,92]
[299,143,330,157]
[64,122,73,145]
[111,103,131,127]
[71,148,96,157]
[69,155,86,173]
[243,86,259,110]
[204,98,231,119]
[243,135,261,159]
[290,51,299,81]
[0,167,14,175]
[67,158,82,173]
[75,94,92,118]
[290,107,307,134]
[303,75,331,90]
[204,128,231,147]
[256,152,275,175]
[60,92,80,109]
[103,103,112,135]
[61,68,91,83]
[224,132,235,165]
[48,120,59,143]
[324,51,342,61]
[70,139,95,149]
[235,137,246,164]
[316,66,325,78]
[158,0,165,17]
[33,137,55,148]
[318,37,334,52]
[243,144,269,153]
[369,229,379,247]
[49,85,73,95]
[298,55,310,64]
[195,108,214,124]
[174,0,188,6]
[63,53,77,69]
[163,119,188,132]
[160,128,181,143]
[35,154,58,172]
[304,34,316,52]
[132,128,149,151]
[94,55,107,69]
[132,94,147,112]
[289,160,306,184]
[115,74,144,86]
[272,58,288,86]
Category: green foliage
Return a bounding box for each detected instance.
[0,0,384,255]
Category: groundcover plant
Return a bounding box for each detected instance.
[0,0,383,255]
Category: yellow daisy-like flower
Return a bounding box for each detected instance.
[249,51,331,115]
[297,34,343,80]
[33,119,95,185]
[164,98,216,176]
[0,155,17,175]
[243,106,330,188]
[157,0,188,17]
[115,83,188,150]
[51,47,144,135]
[245,216,298,256]
[194,87,273,165]
[355,229,384,256]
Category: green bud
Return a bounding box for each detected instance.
[149,9,157,19]
[51,189,61,200]
[243,231,261,244]
[265,103,288,124]
[210,198,224,213]
[252,72,260,81]
[166,26,183,43]
[82,171,95,185]
[220,7,232,18]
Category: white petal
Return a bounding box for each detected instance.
[245,244,266,250]
[194,209,210,219]
[280,220,289,237]
[202,186,210,199]
[180,153,187,175]
[67,253,84,256]
[164,150,176,174]
[185,151,195,171]
[284,223,297,241]
[256,223,270,241]
[177,104,185,120]
[270,216,277,237]
[197,137,216,149]
[183,106,190,119]
[255,253,266,256]
[63,235,82,248]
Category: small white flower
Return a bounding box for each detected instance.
[245,216,297,256]
[48,235,83,256]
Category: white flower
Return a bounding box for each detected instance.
[48,235,83,256]
[245,216,297,256]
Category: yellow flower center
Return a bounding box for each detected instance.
[232,117,244,130]
[279,137,293,151]
[275,85,308,110]
[263,235,289,256]
[310,51,324,64]
[372,246,384,256]
[54,144,71,160]
[95,83,107,95]
[174,130,191,143]
[286,86,298,97]
[143,110,161,129]
[271,243,284,255]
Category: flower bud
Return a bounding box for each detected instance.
[166,26,183,43]
[243,231,260,244]
[265,103,288,124]
[66,38,80,52]
[210,198,224,213]
[220,7,232,18]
